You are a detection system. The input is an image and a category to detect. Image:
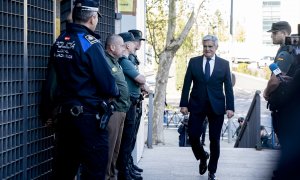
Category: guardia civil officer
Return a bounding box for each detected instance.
[117,32,146,180]
[263,21,294,143]
[104,34,130,180]
[42,0,119,179]
[127,29,149,174]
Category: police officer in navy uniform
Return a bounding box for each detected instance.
[127,29,148,174]
[263,21,294,143]
[42,0,119,179]
[117,32,146,180]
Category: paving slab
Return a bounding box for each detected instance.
[139,128,279,180]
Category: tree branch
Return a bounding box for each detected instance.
[166,0,176,46]
[166,0,206,51]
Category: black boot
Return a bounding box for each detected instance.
[128,165,143,180]
[129,156,143,173]
[118,167,134,180]
[132,164,143,173]
[128,163,141,176]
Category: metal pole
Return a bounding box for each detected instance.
[228,118,232,143]
[147,93,154,148]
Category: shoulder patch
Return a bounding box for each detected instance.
[85,35,99,44]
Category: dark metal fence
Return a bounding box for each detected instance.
[234,91,261,148]
[0,0,115,179]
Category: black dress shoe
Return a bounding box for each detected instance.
[199,152,209,175]
[208,172,216,180]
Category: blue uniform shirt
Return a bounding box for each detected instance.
[49,23,119,110]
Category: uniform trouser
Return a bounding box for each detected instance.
[275,105,300,179]
[188,103,224,174]
[52,112,108,180]
[116,103,137,173]
[271,111,281,143]
[105,111,126,180]
[129,101,143,153]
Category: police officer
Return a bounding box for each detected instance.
[127,29,149,174]
[104,34,130,180]
[42,0,119,179]
[274,53,300,179]
[263,21,294,142]
[117,32,145,180]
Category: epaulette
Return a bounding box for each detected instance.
[85,35,99,44]
[129,54,140,65]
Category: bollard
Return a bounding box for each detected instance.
[228,118,232,143]
[147,93,154,148]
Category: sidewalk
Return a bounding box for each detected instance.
[138,128,279,180]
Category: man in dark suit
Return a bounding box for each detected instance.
[180,35,234,180]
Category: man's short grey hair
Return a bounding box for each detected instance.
[105,34,121,49]
[202,35,219,47]
[72,8,97,23]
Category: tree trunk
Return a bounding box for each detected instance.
[152,50,175,144]
[150,0,205,144]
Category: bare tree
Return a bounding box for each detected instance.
[146,0,206,144]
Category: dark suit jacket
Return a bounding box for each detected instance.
[180,55,234,115]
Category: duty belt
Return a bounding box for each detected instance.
[130,97,140,105]
[58,105,84,117]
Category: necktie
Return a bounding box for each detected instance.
[205,58,211,81]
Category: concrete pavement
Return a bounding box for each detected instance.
[138,128,280,180]
[138,72,278,179]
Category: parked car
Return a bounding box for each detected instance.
[257,56,274,68]
[232,57,253,64]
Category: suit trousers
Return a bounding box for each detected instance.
[188,102,224,174]
[105,111,126,180]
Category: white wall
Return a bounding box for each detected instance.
[118,0,147,164]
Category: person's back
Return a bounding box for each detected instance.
[44,1,119,179]
[52,23,118,107]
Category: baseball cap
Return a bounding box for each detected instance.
[128,29,145,41]
[119,32,135,42]
[73,0,102,18]
[267,21,291,34]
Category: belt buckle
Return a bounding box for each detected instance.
[70,106,83,116]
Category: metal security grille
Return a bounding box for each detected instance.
[0,0,54,179]
[0,0,116,179]
[97,0,115,44]
[60,0,116,44]
[26,0,54,179]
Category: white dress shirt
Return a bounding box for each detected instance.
[203,55,215,76]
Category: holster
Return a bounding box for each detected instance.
[96,101,115,130]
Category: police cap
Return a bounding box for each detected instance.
[73,0,102,17]
[128,29,145,41]
[267,21,291,34]
[119,32,135,42]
